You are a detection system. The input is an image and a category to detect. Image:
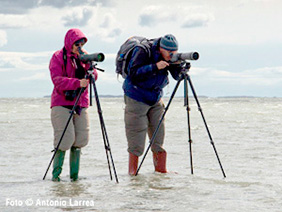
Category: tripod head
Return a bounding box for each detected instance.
[85,62,105,107]
[181,61,191,70]
[84,63,104,82]
[89,62,105,72]
[179,61,191,77]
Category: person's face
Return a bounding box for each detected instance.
[72,40,85,55]
[160,47,177,62]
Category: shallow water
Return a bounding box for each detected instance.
[0,97,282,211]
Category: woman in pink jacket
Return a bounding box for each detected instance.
[49,28,98,181]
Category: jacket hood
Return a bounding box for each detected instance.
[64,28,88,52]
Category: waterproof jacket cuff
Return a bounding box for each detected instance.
[152,64,158,73]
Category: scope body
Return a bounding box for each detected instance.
[170,52,199,63]
[79,53,105,63]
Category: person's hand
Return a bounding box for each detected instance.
[156,60,169,70]
[80,79,89,87]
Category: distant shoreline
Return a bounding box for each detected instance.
[38,95,280,98]
[0,95,281,99]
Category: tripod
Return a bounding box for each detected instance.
[43,63,119,183]
[87,63,119,183]
[136,62,226,178]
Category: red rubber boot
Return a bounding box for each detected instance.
[153,151,168,173]
[128,153,138,176]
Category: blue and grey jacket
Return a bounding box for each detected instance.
[123,38,182,106]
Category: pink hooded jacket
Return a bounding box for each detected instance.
[49,28,98,108]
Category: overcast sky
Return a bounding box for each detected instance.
[0,0,281,98]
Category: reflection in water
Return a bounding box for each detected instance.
[47,181,95,211]
[50,181,91,198]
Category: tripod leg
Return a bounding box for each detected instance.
[89,79,93,106]
[184,75,193,175]
[91,77,119,183]
[135,78,182,176]
[186,74,226,178]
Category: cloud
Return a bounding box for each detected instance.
[0,30,7,47]
[99,14,113,28]
[0,0,115,14]
[107,28,122,37]
[138,6,177,27]
[0,14,31,29]
[0,0,37,14]
[181,14,214,28]
[39,0,115,8]
[191,66,282,86]
[138,5,213,28]
[241,67,282,85]
[94,13,122,41]
[93,27,122,42]
[62,8,93,27]
[16,72,48,81]
[0,51,51,72]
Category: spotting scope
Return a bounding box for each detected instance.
[170,52,199,63]
[78,47,105,63]
[79,53,105,63]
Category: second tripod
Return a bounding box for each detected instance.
[136,62,226,178]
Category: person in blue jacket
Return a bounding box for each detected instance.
[123,34,183,175]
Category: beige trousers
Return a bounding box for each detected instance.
[124,95,165,156]
[51,106,89,151]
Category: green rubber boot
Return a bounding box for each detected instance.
[70,147,81,181]
[52,150,65,182]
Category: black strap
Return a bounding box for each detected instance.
[74,57,86,79]
[63,47,67,73]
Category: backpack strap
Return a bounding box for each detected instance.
[125,40,152,77]
[139,39,152,58]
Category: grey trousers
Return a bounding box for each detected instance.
[51,106,90,151]
[124,95,165,156]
